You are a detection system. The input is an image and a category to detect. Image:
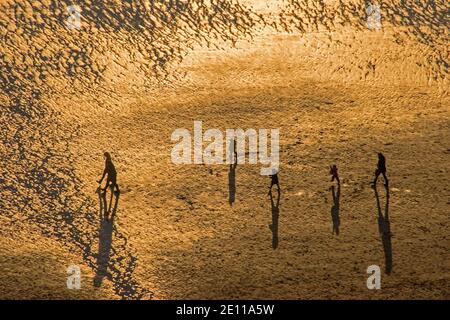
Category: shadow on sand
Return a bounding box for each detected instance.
[94,187,120,287]
[330,184,341,235]
[374,185,393,275]
[278,1,448,81]
[0,0,264,301]
[269,189,280,249]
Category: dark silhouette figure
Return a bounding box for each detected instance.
[268,171,280,196]
[268,188,280,249]
[374,186,393,275]
[372,152,389,187]
[228,163,236,206]
[98,152,120,219]
[330,184,340,235]
[330,164,340,184]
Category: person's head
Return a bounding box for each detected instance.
[104,152,111,161]
[378,152,383,159]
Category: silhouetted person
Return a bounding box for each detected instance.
[372,152,389,187]
[330,164,340,184]
[98,152,120,195]
[330,184,340,235]
[268,170,280,195]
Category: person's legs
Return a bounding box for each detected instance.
[382,171,389,186]
[373,169,380,184]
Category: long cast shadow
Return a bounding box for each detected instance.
[330,184,340,235]
[110,190,120,221]
[94,187,120,288]
[269,189,280,249]
[374,185,393,275]
[228,163,236,206]
[1,101,150,299]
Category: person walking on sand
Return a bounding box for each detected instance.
[330,164,340,184]
[268,169,280,195]
[372,152,389,187]
[98,152,120,195]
